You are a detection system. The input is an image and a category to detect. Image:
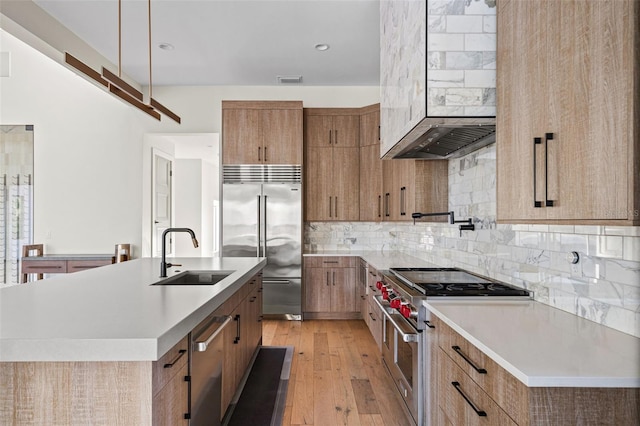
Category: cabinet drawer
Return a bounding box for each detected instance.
[436,317,528,425]
[153,336,189,395]
[67,259,112,272]
[22,260,67,274]
[304,256,357,268]
[438,348,517,426]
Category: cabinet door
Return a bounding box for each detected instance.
[305,115,334,147]
[548,0,631,221]
[304,146,333,221]
[360,143,383,221]
[333,147,360,221]
[360,109,380,147]
[263,109,303,164]
[222,306,242,414]
[330,267,357,313]
[332,115,360,147]
[304,267,332,312]
[152,364,189,426]
[222,109,262,164]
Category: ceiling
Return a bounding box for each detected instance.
[32,0,381,87]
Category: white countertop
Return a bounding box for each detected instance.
[0,257,266,362]
[426,300,640,388]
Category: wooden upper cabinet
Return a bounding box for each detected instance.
[304,108,360,147]
[222,101,303,165]
[496,0,639,225]
[304,108,360,221]
[383,159,448,222]
[359,104,383,221]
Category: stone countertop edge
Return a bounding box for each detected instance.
[425,300,640,389]
[0,257,266,363]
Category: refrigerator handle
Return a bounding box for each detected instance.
[263,195,268,256]
[256,195,261,257]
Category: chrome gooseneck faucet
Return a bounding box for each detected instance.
[160,228,199,277]
[411,211,475,236]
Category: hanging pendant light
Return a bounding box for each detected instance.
[64,0,180,123]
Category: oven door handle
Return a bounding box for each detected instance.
[373,296,420,343]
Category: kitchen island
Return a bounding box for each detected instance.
[0,257,266,425]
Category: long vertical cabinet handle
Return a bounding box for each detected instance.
[533,137,542,208]
[544,133,554,207]
[329,197,333,218]
[263,195,268,256]
[400,187,406,216]
[258,146,262,162]
[334,197,338,218]
[334,130,338,145]
[329,130,332,145]
[233,314,241,344]
[332,271,336,286]
[264,146,268,163]
[326,271,330,286]
[378,195,382,218]
[385,193,390,217]
[256,195,262,256]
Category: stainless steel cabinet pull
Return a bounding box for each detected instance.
[544,133,554,207]
[533,137,542,208]
[263,195,268,256]
[163,349,186,368]
[194,315,233,352]
[451,382,487,417]
[452,345,487,374]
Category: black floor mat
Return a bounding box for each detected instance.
[224,346,292,426]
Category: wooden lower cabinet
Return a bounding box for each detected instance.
[222,274,263,418]
[303,256,358,319]
[432,316,640,426]
[152,363,189,426]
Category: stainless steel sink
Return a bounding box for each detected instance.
[152,270,234,286]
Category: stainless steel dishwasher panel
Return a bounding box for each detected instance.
[190,315,233,426]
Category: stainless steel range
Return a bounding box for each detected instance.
[373,267,532,425]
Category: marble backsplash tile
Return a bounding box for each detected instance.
[305,144,640,337]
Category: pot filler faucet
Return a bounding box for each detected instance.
[411,211,475,236]
[160,228,199,277]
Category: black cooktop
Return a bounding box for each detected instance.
[390,267,531,297]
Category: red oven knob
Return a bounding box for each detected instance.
[390,298,401,309]
[376,281,383,290]
[400,304,412,319]
[382,288,389,300]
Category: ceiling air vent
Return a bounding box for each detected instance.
[277,75,303,84]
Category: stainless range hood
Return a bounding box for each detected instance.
[384,116,496,160]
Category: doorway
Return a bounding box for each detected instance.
[142,133,219,258]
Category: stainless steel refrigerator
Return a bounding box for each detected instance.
[222,165,301,319]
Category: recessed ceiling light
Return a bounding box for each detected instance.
[158,43,174,51]
[314,43,330,51]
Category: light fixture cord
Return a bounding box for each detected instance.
[148,0,153,99]
[118,0,122,77]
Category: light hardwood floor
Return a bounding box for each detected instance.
[262,319,412,426]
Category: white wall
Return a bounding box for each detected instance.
[1,27,379,257]
[174,159,203,257]
[0,30,147,256]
